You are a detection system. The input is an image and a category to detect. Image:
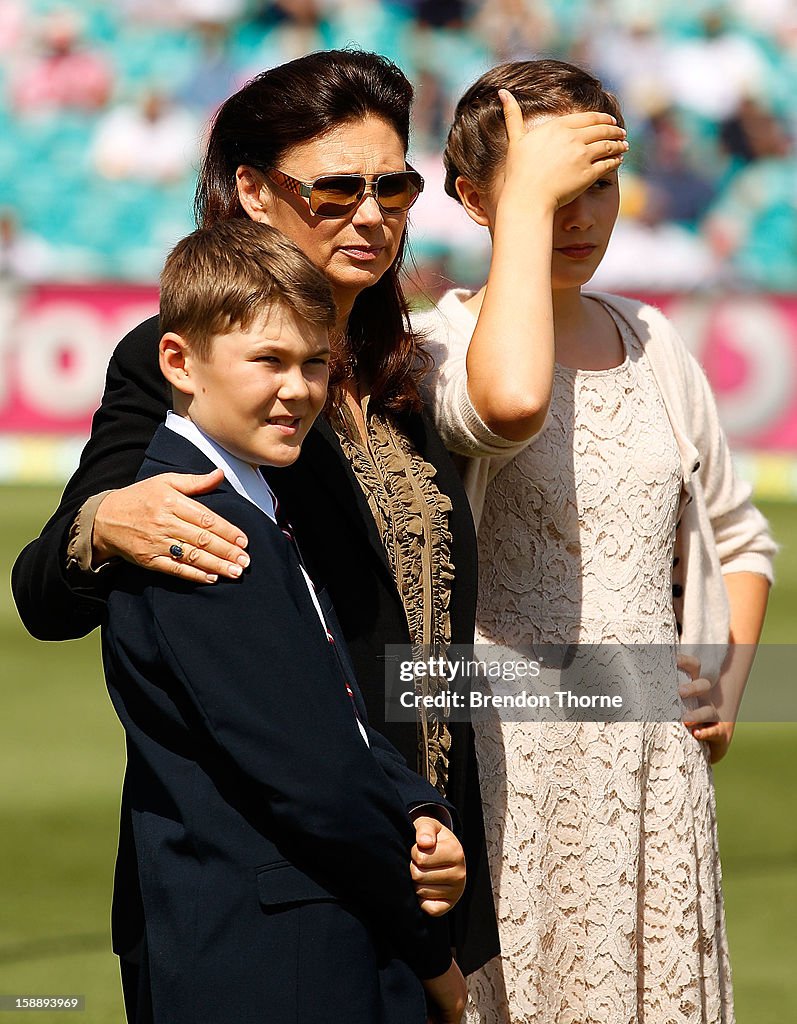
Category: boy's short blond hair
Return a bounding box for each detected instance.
[160,220,336,360]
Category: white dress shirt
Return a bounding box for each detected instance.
[165,411,369,745]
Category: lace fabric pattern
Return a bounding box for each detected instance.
[467,309,734,1023]
[335,404,454,793]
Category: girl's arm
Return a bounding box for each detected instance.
[672,330,775,761]
[682,571,770,762]
[463,94,628,441]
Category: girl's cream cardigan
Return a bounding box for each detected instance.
[416,290,776,682]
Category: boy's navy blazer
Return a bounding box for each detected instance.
[103,424,454,1022]
[12,314,499,973]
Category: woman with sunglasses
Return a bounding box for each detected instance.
[12,48,625,1007]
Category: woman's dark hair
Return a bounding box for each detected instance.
[195,48,429,414]
[444,59,624,201]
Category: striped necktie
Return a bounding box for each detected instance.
[273,497,367,739]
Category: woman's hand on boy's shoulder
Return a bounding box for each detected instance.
[93,471,250,584]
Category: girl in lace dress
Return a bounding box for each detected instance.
[416,60,775,1024]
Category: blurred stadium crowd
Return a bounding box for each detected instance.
[1,0,796,291]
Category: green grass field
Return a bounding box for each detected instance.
[1,486,795,1021]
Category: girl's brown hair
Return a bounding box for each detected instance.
[444,59,624,201]
[195,48,430,414]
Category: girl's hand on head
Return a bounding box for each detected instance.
[678,653,734,763]
[93,472,250,584]
[498,89,629,212]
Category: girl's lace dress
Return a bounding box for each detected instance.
[466,306,734,1024]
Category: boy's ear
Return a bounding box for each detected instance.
[159,332,194,396]
[236,165,270,223]
[455,175,492,228]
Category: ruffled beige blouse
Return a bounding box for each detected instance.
[335,401,454,794]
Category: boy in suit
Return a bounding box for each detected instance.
[101,220,467,1023]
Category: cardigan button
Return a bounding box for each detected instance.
[673,556,680,567]
[693,460,701,472]
[672,583,684,598]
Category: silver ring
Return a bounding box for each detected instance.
[169,542,185,559]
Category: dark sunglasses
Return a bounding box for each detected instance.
[264,166,424,218]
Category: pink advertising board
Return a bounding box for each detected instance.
[1,285,796,450]
[0,283,158,434]
[638,293,797,452]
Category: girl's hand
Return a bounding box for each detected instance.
[93,472,250,584]
[411,817,467,916]
[498,89,628,212]
[678,653,734,763]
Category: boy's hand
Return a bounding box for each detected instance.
[498,89,628,212]
[678,654,734,763]
[411,817,466,916]
[423,960,467,1024]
